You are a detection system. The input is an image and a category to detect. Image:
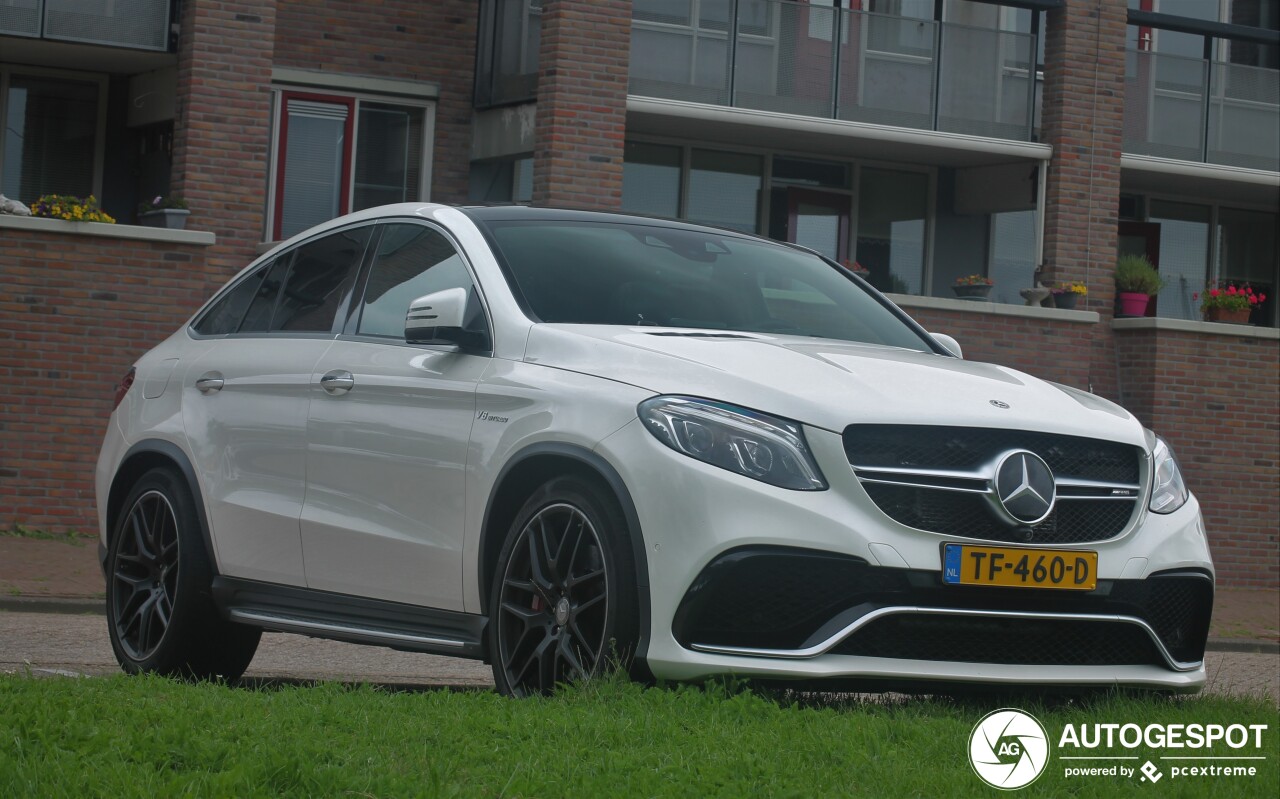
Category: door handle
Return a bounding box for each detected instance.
[195,372,224,393]
[320,370,355,395]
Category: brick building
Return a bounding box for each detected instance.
[1,0,1277,587]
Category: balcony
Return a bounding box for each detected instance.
[1124,48,1279,172]
[629,0,1039,142]
[0,0,171,52]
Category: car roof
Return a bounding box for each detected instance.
[457,204,773,242]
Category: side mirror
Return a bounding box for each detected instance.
[405,288,468,345]
[931,332,963,359]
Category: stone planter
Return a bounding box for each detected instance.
[1053,292,1080,310]
[952,283,992,301]
[139,209,190,230]
[1205,307,1251,325]
[1116,292,1150,317]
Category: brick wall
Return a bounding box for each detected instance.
[172,0,277,285]
[903,305,1097,391]
[532,0,632,209]
[0,226,214,533]
[273,0,477,204]
[1116,326,1280,588]
[1040,0,1128,402]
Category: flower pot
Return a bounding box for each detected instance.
[1205,307,1251,325]
[1053,292,1079,310]
[1116,292,1150,317]
[139,208,190,230]
[952,284,992,301]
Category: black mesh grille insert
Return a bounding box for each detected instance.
[833,615,1163,666]
[862,484,1135,544]
[673,547,1213,668]
[844,425,1141,483]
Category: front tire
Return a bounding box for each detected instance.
[489,476,639,696]
[105,468,260,680]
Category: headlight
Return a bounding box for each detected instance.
[1147,433,1189,514]
[638,396,827,490]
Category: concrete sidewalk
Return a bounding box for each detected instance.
[2,533,1276,653]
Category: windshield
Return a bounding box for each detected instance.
[480,219,934,352]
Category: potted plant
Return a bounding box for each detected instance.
[30,194,115,224]
[1194,282,1266,325]
[953,274,994,300]
[138,195,190,229]
[1114,254,1163,317]
[1052,281,1088,310]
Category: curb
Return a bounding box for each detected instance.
[1206,638,1280,655]
[0,597,104,615]
[2,597,1277,654]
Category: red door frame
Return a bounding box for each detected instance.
[273,92,357,241]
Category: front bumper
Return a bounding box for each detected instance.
[597,419,1214,692]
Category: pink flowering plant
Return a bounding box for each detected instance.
[1194,282,1267,314]
[954,274,993,286]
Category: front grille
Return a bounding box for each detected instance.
[862,485,1134,544]
[844,425,1141,483]
[832,615,1163,666]
[845,425,1144,544]
[673,547,1213,668]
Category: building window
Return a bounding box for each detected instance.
[856,167,928,295]
[271,90,431,241]
[469,156,532,203]
[621,142,682,217]
[0,69,105,204]
[475,0,543,107]
[688,149,763,233]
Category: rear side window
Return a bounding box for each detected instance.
[192,270,265,336]
[238,256,292,333]
[357,223,478,338]
[272,227,371,332]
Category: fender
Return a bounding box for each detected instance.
[480,441,652,661]
[107,439,219,580]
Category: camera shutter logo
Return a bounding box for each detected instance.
[968,708,1050,790]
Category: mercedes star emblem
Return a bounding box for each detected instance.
[994,450,1056,525]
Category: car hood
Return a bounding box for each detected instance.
[523,325,1143,444]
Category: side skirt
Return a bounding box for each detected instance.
[212,577,488,661]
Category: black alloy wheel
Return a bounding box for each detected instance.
[491,477,638,696]
[111,490,180,660]
[105,468,261,679]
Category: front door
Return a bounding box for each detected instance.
[299,221,490,610]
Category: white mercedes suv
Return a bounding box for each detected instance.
[96,204,1213,695]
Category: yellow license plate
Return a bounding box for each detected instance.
[943,544,1097,590]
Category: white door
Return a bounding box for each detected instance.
[299,221,490,609]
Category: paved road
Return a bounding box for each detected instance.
[2,610,1276,701]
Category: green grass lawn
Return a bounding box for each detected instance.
[1,673,1275,797]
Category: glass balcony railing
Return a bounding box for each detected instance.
[630,0,1039,142]
[0,0,171,52]
[1124,48,1279,172]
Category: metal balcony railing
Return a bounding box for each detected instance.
[630,0,1039,142]
[1124,48,1278,172]
[1,0,171,52]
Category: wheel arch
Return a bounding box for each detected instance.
[479,443,652,661]
[106,440,218,578]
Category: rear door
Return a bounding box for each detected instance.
[182,225,372,585]
[299,220,491,610]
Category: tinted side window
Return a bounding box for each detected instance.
[357,223,481,339]
[238,256,291,333]
[272,226,371,332]
[193,269,265,336]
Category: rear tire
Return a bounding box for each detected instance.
[489,476,639,696]
[105,468,260,680]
